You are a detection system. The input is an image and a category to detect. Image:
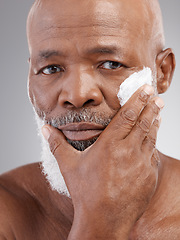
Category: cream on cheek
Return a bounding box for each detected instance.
[117,67,153,106]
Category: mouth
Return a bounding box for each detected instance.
[57,122,105,141]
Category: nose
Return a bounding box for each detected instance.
[58,68,103,109]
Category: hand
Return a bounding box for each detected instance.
[42,85,164,239]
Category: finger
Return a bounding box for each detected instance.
[41,124,79,171]
[142,115,161,154]
[129,97,164,145]
[100,84,154,141]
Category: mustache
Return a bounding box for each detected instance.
[36,108,113,129]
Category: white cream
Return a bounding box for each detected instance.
[117,67,153,106]
[34,112,70,197]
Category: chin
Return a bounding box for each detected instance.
[67,137,98,151]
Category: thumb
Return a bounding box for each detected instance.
[41,124,79,171]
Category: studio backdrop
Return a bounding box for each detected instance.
[0,0,179,173]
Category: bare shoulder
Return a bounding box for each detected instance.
[0,162,43,201]
[131,153,180,239]
[0,183,15,239]
[0,163,73,239]
[161,152,180,181]
[150,153,180,238]
[159,152,180,206]
[0,163,44,239]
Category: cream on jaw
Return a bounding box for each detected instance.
[34,112,71,198]
[117,67,153,106]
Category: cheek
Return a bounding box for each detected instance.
[102,82,121,111]
[101,68,136,111]
[28,75,60,112]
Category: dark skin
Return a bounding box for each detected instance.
[0,0,180,239]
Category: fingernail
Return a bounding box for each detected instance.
[155,98,164,109]
[143,85,154,95]
[42,126,51,141]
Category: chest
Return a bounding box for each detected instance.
[13,194,180,240]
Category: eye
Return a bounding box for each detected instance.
[41,65,63,75]
[99,61,123,70]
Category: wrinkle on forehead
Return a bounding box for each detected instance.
[27,0,165,54]
[28,0,123,31]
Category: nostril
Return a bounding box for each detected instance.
[64,101,73,107]
[63,99,95,108]
[83,99,94,107]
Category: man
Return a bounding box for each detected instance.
[0,0,179,239]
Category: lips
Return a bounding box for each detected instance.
[58,122,105,141]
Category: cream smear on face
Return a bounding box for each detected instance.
[117,67,153,106]
[35,113,71,197]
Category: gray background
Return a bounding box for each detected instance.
[0,0,179,174]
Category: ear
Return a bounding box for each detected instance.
[156,48,176,94]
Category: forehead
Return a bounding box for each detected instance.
[28,0,151,57]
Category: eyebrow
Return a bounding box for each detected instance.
[37,50,65,62]
[36,45,121,62]
[85,46,121,56]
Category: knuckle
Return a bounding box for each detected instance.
[152,102,160,115]
[138,90,150,104]
[137,118,151,132]
[149,136,156,147]
[151,150,160,167]
[153,119,160,128]
[144,135,156,149]
[120,109,137,125]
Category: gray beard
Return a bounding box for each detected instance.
[34,108,113,197]
[67,137,98,151]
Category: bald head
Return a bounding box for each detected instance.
[27,0,165,55]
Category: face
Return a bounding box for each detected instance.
[27,0,168,196]
[28,0,158,151]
